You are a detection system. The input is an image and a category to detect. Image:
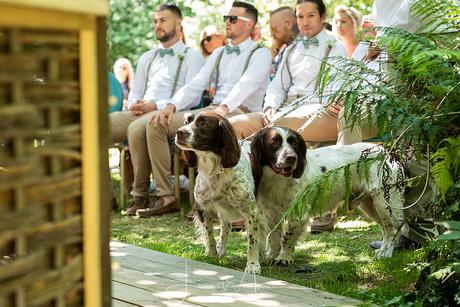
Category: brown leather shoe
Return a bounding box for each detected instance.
[136,197,179,218]
[310,212,337,234]
[121,196,148,216]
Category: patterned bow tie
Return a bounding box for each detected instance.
[159,48,174,57]
[225,45,241,55]
[301,37,319,49]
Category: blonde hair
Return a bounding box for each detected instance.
[334,5,362,30]
[113,58,134,90]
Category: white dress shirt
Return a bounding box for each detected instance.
[372,0,460,33]
[128,41,204,110]
[168,37,272,112]
[264,30,346,112]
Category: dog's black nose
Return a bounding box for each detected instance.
[176,129,190,139]
[285,155,297,164]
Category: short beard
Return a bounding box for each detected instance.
[157,28,176,43]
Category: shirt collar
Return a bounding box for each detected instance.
[228,37,255,52]
[158,40,186,53]
[302,29,329,44]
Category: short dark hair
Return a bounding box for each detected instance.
[296,0,326,18]
[155,3,182,19]
[232,1,258,24]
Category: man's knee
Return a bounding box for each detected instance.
[127,121,146,141]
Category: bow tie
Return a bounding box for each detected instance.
[159,48,174,57]
[301,37,319,49]
[225,45,241,55]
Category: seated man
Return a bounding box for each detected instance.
[229,0,346,142]
[134,1,272,217]
[269,6,300,79]
[110,3,204,215]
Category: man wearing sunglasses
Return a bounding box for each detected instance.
[109,4,204,215]
[136,1,272,217]
[229,0,347,141]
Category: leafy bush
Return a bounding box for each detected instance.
[107,0,372,69]
[289,0,460,304]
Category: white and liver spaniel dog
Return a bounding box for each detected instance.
[251,126,405,264]
[175,112,263,274]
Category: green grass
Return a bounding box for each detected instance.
[111,198,424,306]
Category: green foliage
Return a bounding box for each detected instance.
[431,136,460,198]
[306,0,460,304]
[111,210,422,305]
[286,152,384,221]
[107,0,373,69]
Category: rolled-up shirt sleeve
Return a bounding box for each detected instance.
[221,48,272,112]
[170,47,223,112]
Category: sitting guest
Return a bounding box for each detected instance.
[113,57,134,110]
[135,1,272,217]
[199,25,226,58]
[332,5,362,58]
[309,5,364,233]
[199,25,227,106]
[251,22,262,42]
[229,0,346,143]
[269,6,299,78]
[109,3,204,215]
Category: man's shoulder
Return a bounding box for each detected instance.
[183,47,203,58]
[251,45,272,58]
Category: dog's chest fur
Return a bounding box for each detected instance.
[257,167,299,220]
[194,144,255,217]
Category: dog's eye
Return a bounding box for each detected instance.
[199,121,207,128]
[271,139,280,147]
[290,139,298,147]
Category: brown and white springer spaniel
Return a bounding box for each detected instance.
[175,112,263,274]
[251,127,405,264]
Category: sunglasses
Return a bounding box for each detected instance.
[223,15,252,24]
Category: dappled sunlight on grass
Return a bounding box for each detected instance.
[111,210,422,305]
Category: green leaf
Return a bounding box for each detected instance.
[436,220,460,230]
[430,266,452,279]
[437,230,460,240]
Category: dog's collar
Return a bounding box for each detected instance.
[216,167,232,175]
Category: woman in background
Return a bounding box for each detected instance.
[332,5,362,58]
[199,25,226,58]
[113,58,134,110]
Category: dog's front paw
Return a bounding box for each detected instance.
[244,262,261,274]
[205,248,218,259]
[262,251,279,264]
[216,243,226,258]
[374,245,394,259]
[273,254,293,266]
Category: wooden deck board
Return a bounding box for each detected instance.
[111,241,363,306]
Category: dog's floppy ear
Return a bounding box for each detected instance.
[250,129,267,195]
[183,112,195,125]
[219,117,240,168]
[183,150,197,168]
[292,131,307,178]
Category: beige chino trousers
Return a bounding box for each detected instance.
[229,96,338,142]
[336,107,379,145]
[109,110,157,198]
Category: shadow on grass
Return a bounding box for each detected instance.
[111,210,424,305]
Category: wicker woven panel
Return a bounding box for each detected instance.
[0,27,83,306]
